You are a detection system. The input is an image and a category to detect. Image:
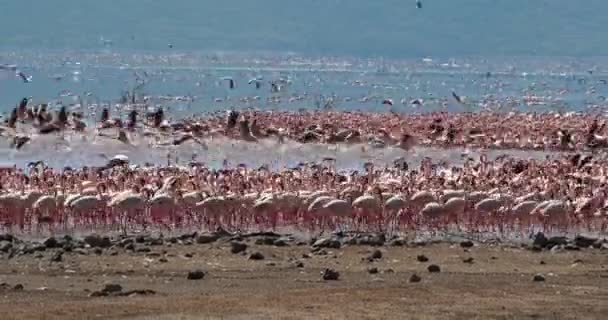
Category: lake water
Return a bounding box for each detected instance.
[0,0,605,168]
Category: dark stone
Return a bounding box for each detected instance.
[540,260,546,265]
[159,257,168,263]
[532,232,548,248]
[93,248,103,255]
[89,291,109,297]
[135,235,146,243]
[574,235,597,248]
[273,239,288,247]
[136,247,151,253]
[409,274,422,283]
[249,252,265,260]
[533,274,545,282]
[0,234,14,242]
[84,235,112,248]
[417,254,429,262]
[389,239,405,246]
[546,236,568,249]
[427,264,441,273]
[369,250,383,260]
[50,251,63,262]
[460,240,474,248]
[312,238,341,249]
[357,234,386,246]
[196,234,219,244]
[564,244,580,251]
[322,268,340,281]
[368,267,379,274]
[125,243,135,251]
[178,232,197,241]
[12,284,23,291]
[145,252,161,258]
[43,237,59,249]
[115,289,156,297]
[302,253,311,259]
[102,284,123,293]
[0,241,12,253]
[462,257,474,264]
[148,238,163,246]
[230,242,248,254]
[187,270,205,280]
[295,261,304,268]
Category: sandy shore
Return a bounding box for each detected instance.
[0,232,607,320]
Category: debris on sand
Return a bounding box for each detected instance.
[427,264,441,273]
[312,238,341,249]
[368,267,379,274]
[368,249,383,261]
[460,240,474,248]
[322,268,340,281]
[249,252,265,260]
[409,274,422,283]
[417,254,429,262]
[230,241,248,254]
[462,257,474,264]
[187,270,206,280]
[533,274,546,282]
[84,235,112,248]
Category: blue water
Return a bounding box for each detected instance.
[0,0,607,113]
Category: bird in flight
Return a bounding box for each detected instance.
[0,64,32,83]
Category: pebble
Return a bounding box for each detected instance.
[196,234,219,244]
[369,250,383,260]
[460,240,474,248]
[230,241,248,254]
[417,254,429,262]
[249,252,265,260]
[427,264,441,273]
[187,270,206,280]
[462,257,474,264]
[409,274,422,283]
[533,274,546,282]
[322,268,340,281]
[12,284,24,291]
[368,267,379,274]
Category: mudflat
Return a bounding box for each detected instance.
[0,233,606,320]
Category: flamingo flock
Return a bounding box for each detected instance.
[0,151,606,236]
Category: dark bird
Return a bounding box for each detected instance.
[416,0,422,9]
[100,108,109,122]
[38,123,61,134]
[382,99,394,106]
[452,91,464,104]
[226,110,240,131]
[10,135,30,150]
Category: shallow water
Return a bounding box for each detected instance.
[1,1,607,167]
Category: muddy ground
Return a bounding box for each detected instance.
[0,232,606,320]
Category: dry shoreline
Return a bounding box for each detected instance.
[0,231,607,320]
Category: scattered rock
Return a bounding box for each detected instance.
[89,291,109,297]
[574,235,597,248]
[462,257,474,264]
[159,257,168,263]
[533,274,545,282]
[196,233,219,244]
[12,284,23,291]
[147,238,163,246]
[368,267,379,274]
[265,262,276,267]
[50,251,63,263]
[295,261,304,268]
[135,235,146,243]
[546,236,568,249]
[136,247,151,253]
[84,235,112,248]
[312,238,341,249]
[460,240,474,248]
[187,270,206,280]
[540,260,546,265]
[183,253,193,258]
[273,239,288,247]
[383,268,395,273]
[0,234,14,242]
[115,289,156,297]
[564,244,580,251]
[178,232,197,241]
[313,249,328,256]
[357,233,386,246]
[0,241,12,253]
[145,252,161,258]
[369,250,383,260]
[322,268,340,281]
[43,237,59,249]
[249,252,265,260]
[102,284,123,294]
[417,254,429,262]
[427,264,441,273]
[389,238,405,246]
[93,248,103,255]
[302,253,311,259]
[490,256,498,260]
[255,237,277,246]
[230,242,248,254]
[532,232,548,248]
[409,274,422,283]
[124,243,135,251]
